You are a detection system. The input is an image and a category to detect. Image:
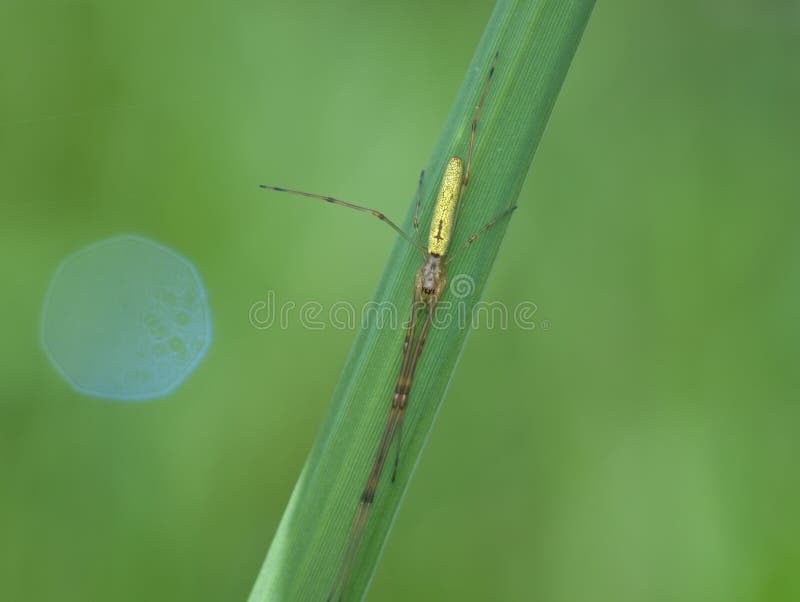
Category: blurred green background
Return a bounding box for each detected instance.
[2,1,799,601]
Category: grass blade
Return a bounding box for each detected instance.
[249,0,595,599]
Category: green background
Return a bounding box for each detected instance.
[2,1,798,601]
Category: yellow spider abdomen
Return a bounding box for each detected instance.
[427,156,463,256]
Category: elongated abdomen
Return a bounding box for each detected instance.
[427,156,463,257]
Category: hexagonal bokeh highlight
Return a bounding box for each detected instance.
[41,235,212,401]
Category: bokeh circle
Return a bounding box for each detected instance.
[40,234,212,401]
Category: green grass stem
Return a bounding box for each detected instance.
[249,1,595,599]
